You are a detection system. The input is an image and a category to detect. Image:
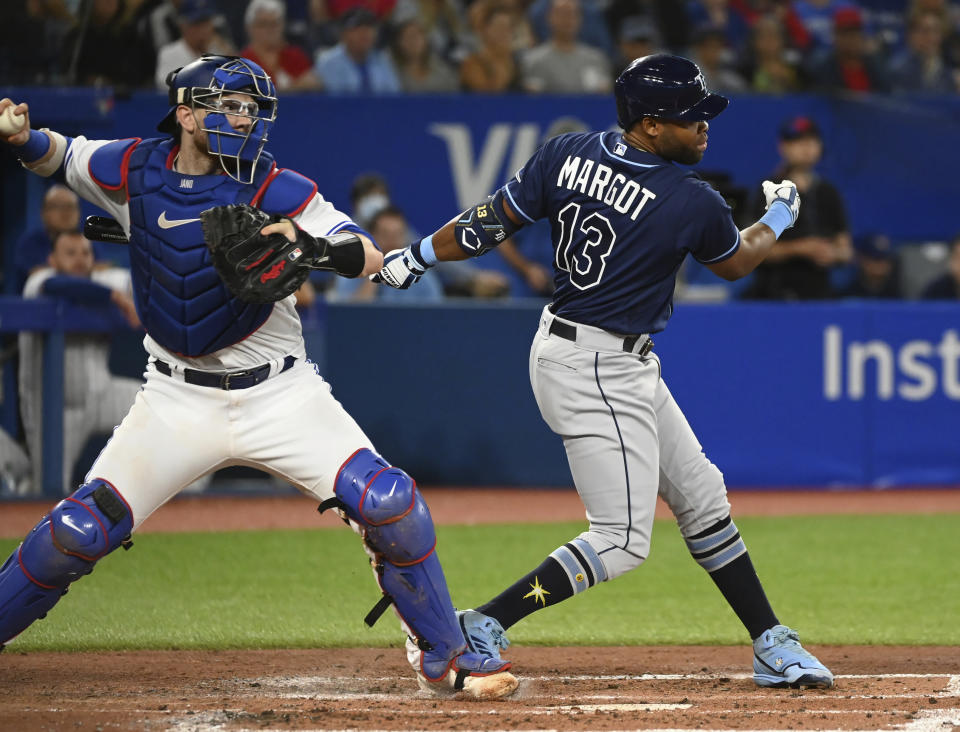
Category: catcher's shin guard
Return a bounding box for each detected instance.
[328,449,513,690]
[0,480,132,646]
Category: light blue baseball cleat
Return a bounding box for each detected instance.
[753,625,835,689]
[456,609,511,660]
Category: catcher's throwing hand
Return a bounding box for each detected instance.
[371,246,430,289]
[762,179,800,228]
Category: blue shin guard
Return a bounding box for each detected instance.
[0,480,133,646]
[329,449,511,686]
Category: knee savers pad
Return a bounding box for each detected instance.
[334,449,436,564]
[334,449,465,679]
[0,480,132,645]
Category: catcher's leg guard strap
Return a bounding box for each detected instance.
[0,480,132,645]
[334,449,466,681]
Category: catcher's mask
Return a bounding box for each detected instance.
[158,54,278,184]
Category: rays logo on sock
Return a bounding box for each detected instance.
[523,576,550,606]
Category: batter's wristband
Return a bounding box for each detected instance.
[410,237,436,268]
[758,200,793,239]
[18,129,51,163]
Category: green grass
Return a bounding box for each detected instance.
[2,514,957,652]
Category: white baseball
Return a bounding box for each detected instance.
[0,106,26,136]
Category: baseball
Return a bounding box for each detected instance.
[0,106,26,136]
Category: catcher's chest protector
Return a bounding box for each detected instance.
[121,138,276,356]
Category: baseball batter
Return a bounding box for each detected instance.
[0,55,515,698]
[375,54,834,689]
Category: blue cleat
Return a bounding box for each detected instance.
[753,625,835,689]
[457,609,511,660]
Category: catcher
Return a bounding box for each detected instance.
[0,54,517,699]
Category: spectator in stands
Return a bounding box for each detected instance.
[685,0,752,52]
[742,13,802,92]
[19,231,142,494]
[528,0,614,57]
[325,0,397,20]
[688,22,749,93]
[136,0,235,84]
[887,7,959,92]
[12,185,81,295]
[921,235,960,298]
[345,172,511,297]
[0,0,73,84]
[389,15,459,92]
[611,16,665,79]
[742,116,852,300]
[608,0,689,51]
[241,0,322,91]
[0,426,31,497]
[314,6,401,93]
[333,206,445,301]
[522,0,612,94]
[843,233,902,298]
[155,0,235,88]
[806,6,889,93]
[791,0,861,49]
[64,0,149,86]
[460,2,522,92]
[397,0,471,64]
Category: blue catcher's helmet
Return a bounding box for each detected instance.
[614,54,728,130]
[158,54,278,183]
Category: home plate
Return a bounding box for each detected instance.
[557,703,692,712]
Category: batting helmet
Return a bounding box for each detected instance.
[157,55,278,183]
[614,54,728,130]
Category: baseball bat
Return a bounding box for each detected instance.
[83,215,128,243]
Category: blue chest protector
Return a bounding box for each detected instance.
[90,137,317,357]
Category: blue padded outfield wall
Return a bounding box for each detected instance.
[1,291,957,490]
[318,301,959,488]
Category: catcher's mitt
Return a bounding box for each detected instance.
[200,203,314,304]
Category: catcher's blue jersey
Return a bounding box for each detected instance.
[502,131,740,334]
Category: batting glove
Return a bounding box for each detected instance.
[372,245,430,289]
[762,179,801,228]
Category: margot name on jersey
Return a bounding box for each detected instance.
[555,156,657,221]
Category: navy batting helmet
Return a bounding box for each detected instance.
[614,54,728,130]
[157,54,278,183]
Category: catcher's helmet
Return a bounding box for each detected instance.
[614,54,728,130]
[157,54,278,183]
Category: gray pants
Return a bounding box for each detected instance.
[530,307,731,580]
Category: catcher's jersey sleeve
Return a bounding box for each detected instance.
[61,136,131,230]
[292,194,356,239]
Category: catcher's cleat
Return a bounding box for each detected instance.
[753,625,834,689]
[405,637,518,699]
[457,609,511,660]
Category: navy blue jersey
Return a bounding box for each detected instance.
[502,131,740,334]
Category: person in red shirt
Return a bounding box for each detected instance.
[805,7,889,93]
[241,0,322,90]
[324,0,397,20]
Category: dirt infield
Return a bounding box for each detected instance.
[1,645,958,731]
[1,489,958,731]
[2,487,959,538]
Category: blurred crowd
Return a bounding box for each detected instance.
[1,0,958,95]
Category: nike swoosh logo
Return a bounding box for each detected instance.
[157,211,200,229]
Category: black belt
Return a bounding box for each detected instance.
[154,355,297,390]
[548,319,654,357]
